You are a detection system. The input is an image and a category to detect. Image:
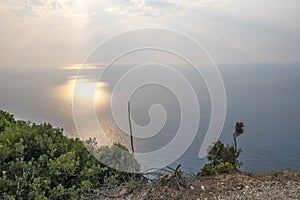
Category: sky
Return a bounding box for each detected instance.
[0,0,300,69]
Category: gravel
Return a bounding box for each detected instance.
[188,170,300,200]
[96,170,300,199]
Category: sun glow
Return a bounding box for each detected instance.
[54,77,110,108]
[62,64,104,70]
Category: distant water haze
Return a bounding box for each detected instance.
[0,63,299,173]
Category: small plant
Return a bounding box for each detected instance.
[199,122,245,176]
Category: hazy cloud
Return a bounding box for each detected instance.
[105,0,229,17]
[0,0,299,67]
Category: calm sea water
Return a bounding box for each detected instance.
[1,64,300,173]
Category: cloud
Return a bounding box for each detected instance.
[1,0,90,22]
[0,0,93,67]
[104,0,228,18]
[105,0,163,18]
[0,0,299,67]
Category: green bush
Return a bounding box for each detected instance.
[201,162,236,176]
[96,143,140,174]
[0,109,139,199]
[199,122,245,176]
[0,110,15,132]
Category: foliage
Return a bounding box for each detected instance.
[199,122,245,176]
[233,122,245,151]
[96,143,140,175]
[0,110,139,199]
[0,110,15,132]
[200,161,236,176]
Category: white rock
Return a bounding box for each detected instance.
[201,185,205,191]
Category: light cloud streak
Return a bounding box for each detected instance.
[0,0,299,67]
[105,0,229,17]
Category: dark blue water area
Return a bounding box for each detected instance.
[0,63,299,173]
[219,64,300,172]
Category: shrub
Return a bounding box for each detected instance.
[201,162,236,176]
[0,109,139,199]
[199,122,245,176]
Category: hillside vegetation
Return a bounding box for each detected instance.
[0,110,138,199]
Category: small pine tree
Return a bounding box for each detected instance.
[233,122,245,151]
[199,122,245,176]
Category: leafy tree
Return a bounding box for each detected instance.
[233,122,245,151]
[199,122,245,176]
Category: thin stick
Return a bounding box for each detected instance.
[128,101,134,154]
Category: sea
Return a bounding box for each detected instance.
[0,63,299,173]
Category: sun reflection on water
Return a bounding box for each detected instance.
[55,77,110,107]
[52,72,114,145]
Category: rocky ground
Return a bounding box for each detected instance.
[95,170,300,200]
